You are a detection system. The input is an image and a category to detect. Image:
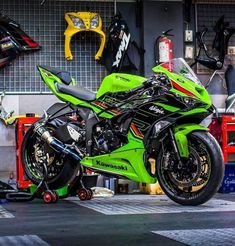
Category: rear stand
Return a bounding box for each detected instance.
[6,164,93,203]
[0,180,15,199]
[6,161,59,204]
[61,166,93,201]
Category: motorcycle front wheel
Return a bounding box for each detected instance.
[156,131,224,206]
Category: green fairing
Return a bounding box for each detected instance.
[38,67,113,118]
[80,132,156,183]
[80,123,208,181]
[180,108,208,116]
[38,67,91,108]
[174,124,208,158]
[38,66,147,176]
[152,66,212,107]
[153,104,209,158]
[96,73,146,98]
[155,102,180,112]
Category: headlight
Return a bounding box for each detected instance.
[69,15,85,29]
[90,15,99,28]
[154,121,171,134]
[182,97,197,106]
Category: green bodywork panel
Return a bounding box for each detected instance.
[80,123,208,181]
[38,67,91,108]
[96,73,146,98]
[38,68,147,119]
[174,124,208,158]
[154,102,209,158]
[80,132,156,184]
[154,103,209,116]
[152,65,212,108]
[179,108,209,116]
[155,102,180,112]
[38,67,115,119]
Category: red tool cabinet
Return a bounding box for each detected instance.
[221,115,235,163]
[15,116,40,189]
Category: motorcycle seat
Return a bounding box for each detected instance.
[56,83,96,102]
[40,65,72,85]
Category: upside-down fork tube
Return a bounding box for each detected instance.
[33,122,82,162]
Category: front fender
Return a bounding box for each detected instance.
[174,124,208,158]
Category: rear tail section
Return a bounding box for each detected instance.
[0,13,40,51]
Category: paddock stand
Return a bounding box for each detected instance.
[0,180,15,199]
[60,166,94,201]
[6,161,59,204]
[28,166,94,202]
[6,164,94,203]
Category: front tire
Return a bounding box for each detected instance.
[156,131,224,206]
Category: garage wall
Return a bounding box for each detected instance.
[118,1,185,75]
[117,2,141,44]
[0,0,114,93]
[143,1,184,75]
[188,3,233,108]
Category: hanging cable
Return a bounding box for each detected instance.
[114,0,117,15]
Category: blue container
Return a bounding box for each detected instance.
[218,163,235,193]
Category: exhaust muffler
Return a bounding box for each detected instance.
[33,122,82,162]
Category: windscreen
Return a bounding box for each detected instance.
[161,58,202,86]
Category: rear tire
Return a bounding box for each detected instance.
[21,122,79,190]
[156,131,224,206]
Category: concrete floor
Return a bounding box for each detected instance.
[0,193,235,246]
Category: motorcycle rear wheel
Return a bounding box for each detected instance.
[21,122,79,190]
[156,131,224,206]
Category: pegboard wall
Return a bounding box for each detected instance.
[196,3,235,74]
[0,0,114,94]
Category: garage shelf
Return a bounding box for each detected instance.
[222,115,235,163]
[16,116,40,189]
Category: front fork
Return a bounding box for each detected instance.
[169,128,184,168]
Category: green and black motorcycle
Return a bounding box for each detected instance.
[22,58,224,205]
